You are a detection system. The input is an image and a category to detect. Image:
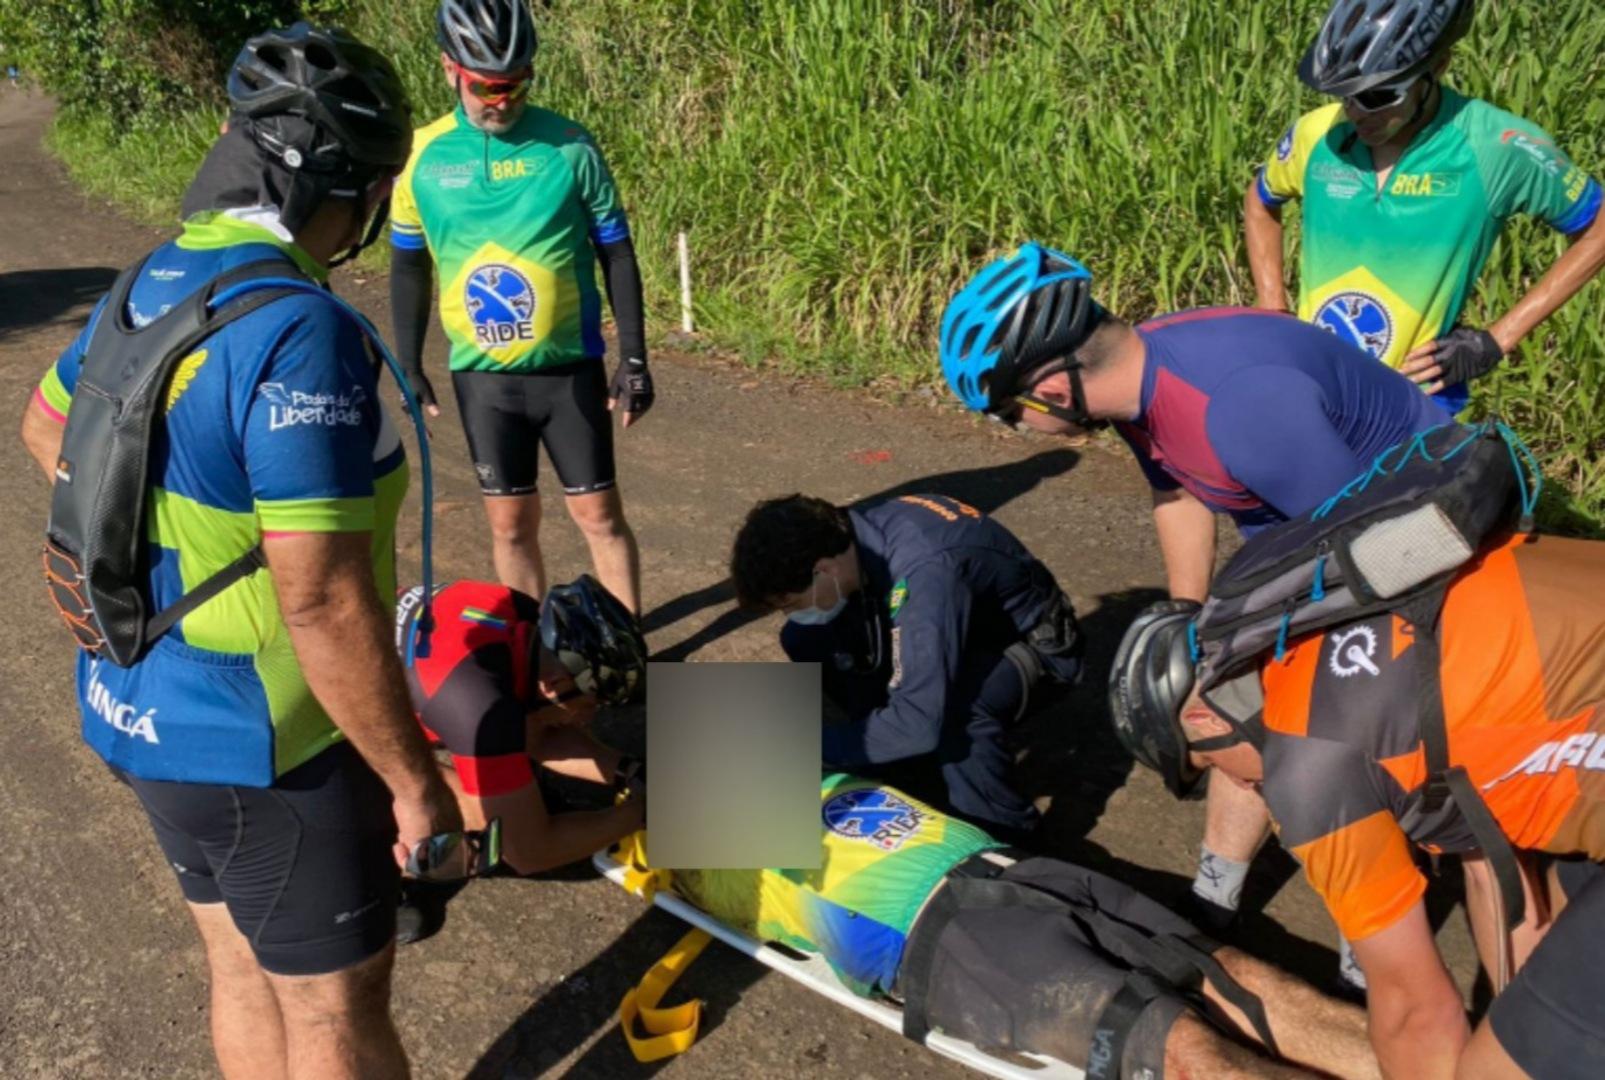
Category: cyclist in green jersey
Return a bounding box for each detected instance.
[390,0,648,613]
[1246,0,1605,417]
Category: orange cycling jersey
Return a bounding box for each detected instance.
[1258,534,1605,941]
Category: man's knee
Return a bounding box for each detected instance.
[566,492,628,538]
[485,498,541,546]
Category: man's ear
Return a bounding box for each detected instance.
[1031,368,1073,405]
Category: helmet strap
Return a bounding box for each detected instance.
[1187,729,1251,753]
[329,193,391,269]
[1016,363,1100,427]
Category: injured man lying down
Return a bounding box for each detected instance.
[666,775,1379,1080]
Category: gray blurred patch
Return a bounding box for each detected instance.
[646,662,821,869]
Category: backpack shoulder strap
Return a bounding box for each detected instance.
[135,259,321,647]
[1403,590,1526,932]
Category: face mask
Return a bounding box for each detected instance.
[787,571,847,626]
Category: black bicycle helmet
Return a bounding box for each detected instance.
[540,575,645,707]
[1299,0,1474,98]
[228,23,413,175]
[1108,601,1208,799]
[437,0,538,76]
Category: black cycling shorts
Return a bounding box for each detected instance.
[907,857,1196,1078]
[112,742,398,976]
[1488,858,1605,1080]
[452,363,616,497]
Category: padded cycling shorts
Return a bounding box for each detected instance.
[1488,858,1605,1080]
[113,742,398,976]
[451,362,615,497]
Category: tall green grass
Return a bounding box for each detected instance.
[26,0,1605,526]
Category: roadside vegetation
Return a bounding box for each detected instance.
[3,0,1602,527]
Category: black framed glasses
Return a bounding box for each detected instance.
[1346,76,1419,114]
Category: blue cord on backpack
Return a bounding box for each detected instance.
[207,277,435,665]
[1311,553,1327,602]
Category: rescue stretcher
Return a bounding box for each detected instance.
[592,845,1085,1079]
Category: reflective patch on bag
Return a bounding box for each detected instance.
[888,626,904,689]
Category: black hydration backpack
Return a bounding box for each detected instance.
[1193,419,1542,929]
[43,258,310,667]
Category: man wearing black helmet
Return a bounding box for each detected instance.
[390,0,649,615]
[394,577,645,890]
[1247,0,1605,417]
[941,244,1446,937]
[20,23,458,1080]
[1112,535,1605,1080]
[729,493,1084,837]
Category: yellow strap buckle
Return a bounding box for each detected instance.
[618,927,712,1062]
[614,830,673,900]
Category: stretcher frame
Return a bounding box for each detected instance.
[593,848,1085,1080]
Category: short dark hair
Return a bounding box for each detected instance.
[730,495,853,609]
[1072,311,1129,373]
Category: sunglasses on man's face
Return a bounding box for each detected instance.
[1345,76,1418,114]
[451,62,532,103]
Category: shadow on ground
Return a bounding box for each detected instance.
[0,266,116,343]
[466,905,765,1079]
[644,448,1080,660]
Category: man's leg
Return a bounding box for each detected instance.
[1191,771,1274,929]
[189,902,286,1080]
[484,493,547,601]
[936,649,1037,836]
[1207,946,1379,1080]
[565,488,641,615]
[266,946,407,1080]
[530,722,622,784]
[452,369,546,598]
[1475,858,1605,1080]
[1162,1014,1319,1080]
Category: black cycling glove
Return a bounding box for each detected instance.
[610,356,655,418]
[1433,326,1505,389]
[403,366,438,410]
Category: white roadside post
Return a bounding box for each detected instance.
[678,230,694,334]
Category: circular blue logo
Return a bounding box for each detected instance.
[465,264,536,347]
[1314,291,1394,359]
[823,788,927,850]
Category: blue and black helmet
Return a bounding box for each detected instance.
[540,575,645,706]
[940,243,1101,417]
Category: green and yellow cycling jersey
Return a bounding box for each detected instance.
[391,104,630,374]
[674,775,1000,997]
[1257,88,1601,412]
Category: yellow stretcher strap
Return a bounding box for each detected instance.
[614,830,673,900]
[619,927,713,1062]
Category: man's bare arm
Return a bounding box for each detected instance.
[1490,209,1605,351]
[265,530,460,859]
[1152,486,1217,602]
[20,397,64,481]
[1351,903,1469,1079]
[1244,178,1292,312]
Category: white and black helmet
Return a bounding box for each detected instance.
[437,0,538,76]
[1299,0,1474,98]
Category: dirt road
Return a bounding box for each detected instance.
[0,91,1477,1079]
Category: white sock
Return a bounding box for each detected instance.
[1338,935,1368,991]
[1192,845,1249,911]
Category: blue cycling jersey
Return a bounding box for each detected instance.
[1114,308,1445,534]
[38,212,408,785]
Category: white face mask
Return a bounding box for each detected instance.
[787,571,847,626]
